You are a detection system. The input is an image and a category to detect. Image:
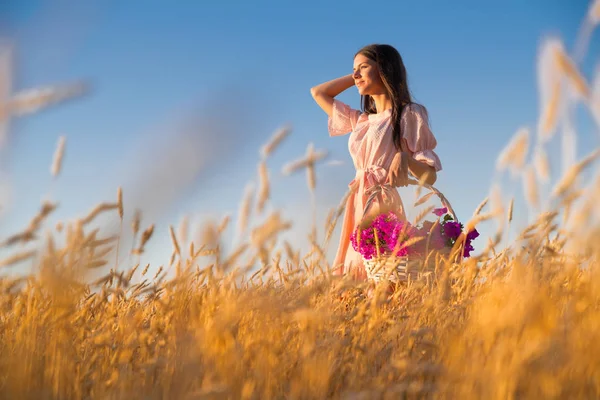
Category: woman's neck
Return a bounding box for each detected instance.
[370,94,392,113]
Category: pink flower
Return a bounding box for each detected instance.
[351,208,481,261]
[351,210,420,259]
[443,221,462,240]
[463,243,475,257]
[433,207,447,217]
[467,229,480,241]
[429,224,446,249]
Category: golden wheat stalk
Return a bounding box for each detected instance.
[86,259,108,269]
[305,143,320,192]
[80,202,119,225]
[188,241,195,260]
[194,247,219,257]
[237,183,254,237]
[222,244,249,271]
[414,191,435,207]
[88,236,118,249]
[323,187,355,247]
[199,221,219,252]
[50,135,66,178]
[89,246,113,261]
[117,187,123,221]
[91,273,113,287]
[465,211,499,233]
[169,225,181,256]
[307,164,316,192]
[496,127,529,175]
[309,239,329,269]
[590,0,600,23]
[281,143,328,176]
[552,148,600,197]
[282,158,310,175]
[131,209,141,237]
[81,227,99,246]
[125,263,139,283]
[257,161,270,213]
[250,212,292,249]
[179,215,189,249]
[0,250,36,268]
[391,236,425,258]
[487,184,505,229]
[29,201,58,231]
[132,224,155,255]
[540,81,561,140]
[282,240,294,260]
[8,81,88,117]
[554,44,590,99]
[413,205,435,226]
[218,214,230,234]
[1,201,57,247]
[413,170,432,200]
[523,165,540,210]
[473,197,488,216]
[261,125,291,159]
[322,208,336,245]
[533,147,551,182]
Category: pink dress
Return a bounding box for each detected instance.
[328,99,443,280]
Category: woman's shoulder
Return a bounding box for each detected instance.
[402,102,429,117]
[333,98,369,118]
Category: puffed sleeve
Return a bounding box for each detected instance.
[328,99,362,137]
[401,104,443,171]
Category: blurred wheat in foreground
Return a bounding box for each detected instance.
[1,11,600,400]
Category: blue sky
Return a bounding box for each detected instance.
[1,1,598,275]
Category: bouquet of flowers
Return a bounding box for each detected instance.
[351,183,480,283]
[419,207,480,258]
[351,208,480,264]
[350,211,419,260]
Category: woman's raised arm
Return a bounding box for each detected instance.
[310,74,355,117]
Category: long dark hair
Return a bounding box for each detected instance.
[355,44,414,151]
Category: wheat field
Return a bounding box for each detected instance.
[1,5,600,400]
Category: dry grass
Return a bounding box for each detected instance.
[3,200,599,399]
[0,10,599,400]
[50,135,66,179]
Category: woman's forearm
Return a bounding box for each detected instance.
[408,158,437,185]
[310,74,355,97]
[310,74,355,117]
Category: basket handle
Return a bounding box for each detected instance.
[406,178,458,222]
[360,178,458,225]
[361,184,400,220]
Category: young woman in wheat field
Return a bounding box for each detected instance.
[311,44,442,281]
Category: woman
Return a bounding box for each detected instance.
[310,44,442,281]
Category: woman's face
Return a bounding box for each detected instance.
[353,54,385,96]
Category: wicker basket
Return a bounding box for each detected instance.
[364,254,429,284]
[358,179,458,284]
